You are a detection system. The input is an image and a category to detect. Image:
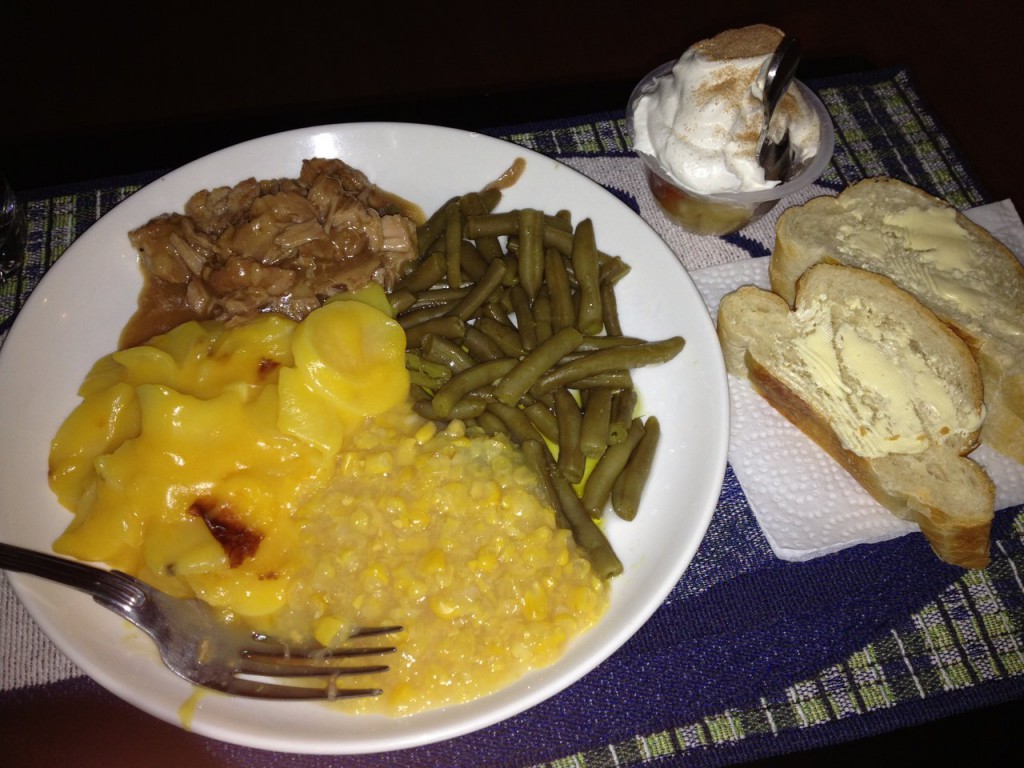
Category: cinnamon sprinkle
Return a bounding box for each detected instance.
[692,24,783,60]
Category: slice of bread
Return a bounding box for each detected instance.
[718,263,994,568]
[770,177,1024,464]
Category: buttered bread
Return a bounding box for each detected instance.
[770,177,1024,464]
[718,263,995,568]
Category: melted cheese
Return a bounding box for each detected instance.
[49,286,409,606]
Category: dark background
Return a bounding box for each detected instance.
[1,1,1021,213]
[1,1,1021,765]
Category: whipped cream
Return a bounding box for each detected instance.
[631,25,821,194]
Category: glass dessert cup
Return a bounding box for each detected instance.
[627,61,835,236]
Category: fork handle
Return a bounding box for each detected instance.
[0,542,145,611]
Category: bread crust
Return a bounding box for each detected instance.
[718,262,995,568]
[769,177,1024,464]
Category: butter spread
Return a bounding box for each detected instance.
[782,298,979,458]
[884,206,973,270]
[837,205,1023,345]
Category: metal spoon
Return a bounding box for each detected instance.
[756,35,802,181]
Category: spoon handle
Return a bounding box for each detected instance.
[762,36,802,122]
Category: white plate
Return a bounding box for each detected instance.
[0,123,729,754]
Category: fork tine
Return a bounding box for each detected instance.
[236,625,400,680]
[243,625,403,658]
[225,676,384,700]
[238,657,391,677]
[229,628,399,697]
[349,625,404,638]
[245,644,399,660]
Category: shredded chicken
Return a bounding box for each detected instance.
[124,158,420,345]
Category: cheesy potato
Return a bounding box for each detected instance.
[48,284,607,714]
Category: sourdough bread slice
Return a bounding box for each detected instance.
[718,263,994,568]
[770,177,1024,464]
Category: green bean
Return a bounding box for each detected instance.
[421,333,475,373]
[532,389,556,410]
[495,326,583,407]
[431,357,517,417]
[399,199,685,581]
[444,201,463,288]
[533,292,553,343]
[477,186,502,211]
[609,388,637,444]
[600,277,622,337]
[577,335,645,351]
[579,387,613,459]
[499,253,519,287]
[612,416,660,521]
[485,401,545,445]
[545,247,575,331]
[475,316,525,358]
[566,371,633,391]
[462,326,505,361]
[459,192,504,262]
[553,388,585,484]
[414,396,487,422]
[403,315,466,348]
[497,281,517,315]
[523,401,559,444]
[457,240,490,282]
[416,195,457,256]
[457,190,490,217]
[477,300,514,327]
[546,213,573,232]
[388,288,417,315]
[532,336,684,395]
[510,284,538,351]
[600,254,631,285]
[408,367,450,390]
[409,383,432,402]
[465,211,519,239]
[521,439,562,517]
[411,287,470,308]
[542,226,618,271]
[461,383,496,400]
[406,351,452,383]
[449,258,507,321]
[397,301,457,329]
[541,226,574,258]
[475,410,508,437]
[405,370,438,391]
[581,417,645,517]
[571,218,603,334]
[547,458,623,580]
[517,208,545,301]
[397,250,447,293]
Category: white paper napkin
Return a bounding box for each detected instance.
[691,200,1024,561]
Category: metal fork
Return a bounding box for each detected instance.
[0,542,401,700]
